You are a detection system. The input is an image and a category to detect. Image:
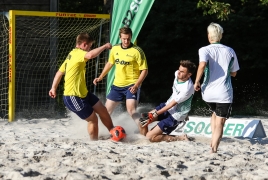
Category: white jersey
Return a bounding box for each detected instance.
[199,43,240,103]
[166,71,194,121]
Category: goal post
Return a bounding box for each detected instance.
[3,10,110,122]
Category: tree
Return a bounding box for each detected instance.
[197,0,268,21]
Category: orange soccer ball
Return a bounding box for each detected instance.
[110,126,126,142]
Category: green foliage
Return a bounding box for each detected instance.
[260,0,268,5]
[197,0,231,21]
[197,0,268,21]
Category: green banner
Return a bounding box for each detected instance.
[106,0,155,95]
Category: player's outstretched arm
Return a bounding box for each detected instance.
[93,62,113,85]
[49,71,64,98]
[139,100,178,127]
[84,43,112,61]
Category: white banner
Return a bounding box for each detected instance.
[170,117,267,138]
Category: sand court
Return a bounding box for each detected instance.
[0,111,267,179]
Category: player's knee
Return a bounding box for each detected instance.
[146,134,154,142]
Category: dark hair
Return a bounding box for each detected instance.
[180,60,196,74]
[76,32,95,45]
[119,27,132,37]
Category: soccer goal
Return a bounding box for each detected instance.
[0,10,110,122]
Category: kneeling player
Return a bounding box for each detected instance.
[139,60,196,142]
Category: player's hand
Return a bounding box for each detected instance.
[194,82,201,91]
[139,112,154,127]
[105,43,112,49]
[129,85,139,94]
[49,89,56,98]
[93,77,102,85]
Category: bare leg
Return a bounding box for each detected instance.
[126,99,147,135]
[105,99,120,115]
[211,114,226,153]
[146,125,189,142]
[93,100,114,131]
[210,112,216,149]
[85,112,99,140]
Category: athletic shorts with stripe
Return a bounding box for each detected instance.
[63,92,99,120]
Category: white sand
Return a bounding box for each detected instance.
[0,111,268,180]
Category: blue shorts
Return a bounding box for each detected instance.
[155,103,180,135]
[63,92,99,120]
[107,84,140,102]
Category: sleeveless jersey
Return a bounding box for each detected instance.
[108,43,148,87]
[59,48,88,98]
[166,71,194,121]
[199,43,240,103]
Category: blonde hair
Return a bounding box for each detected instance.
[207,22,224,42]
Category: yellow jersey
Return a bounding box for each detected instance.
[109,43,148,87]
[59,48,88,98]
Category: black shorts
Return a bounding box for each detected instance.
[206,102,232,119]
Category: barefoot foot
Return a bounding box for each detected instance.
[210,147,217,153]
[174,134,189,141]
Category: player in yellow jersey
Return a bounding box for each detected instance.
[49,32,114,140]
[93,27,148,135]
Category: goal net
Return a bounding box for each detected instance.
[1,10,110,121]
[0,13,9,120]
